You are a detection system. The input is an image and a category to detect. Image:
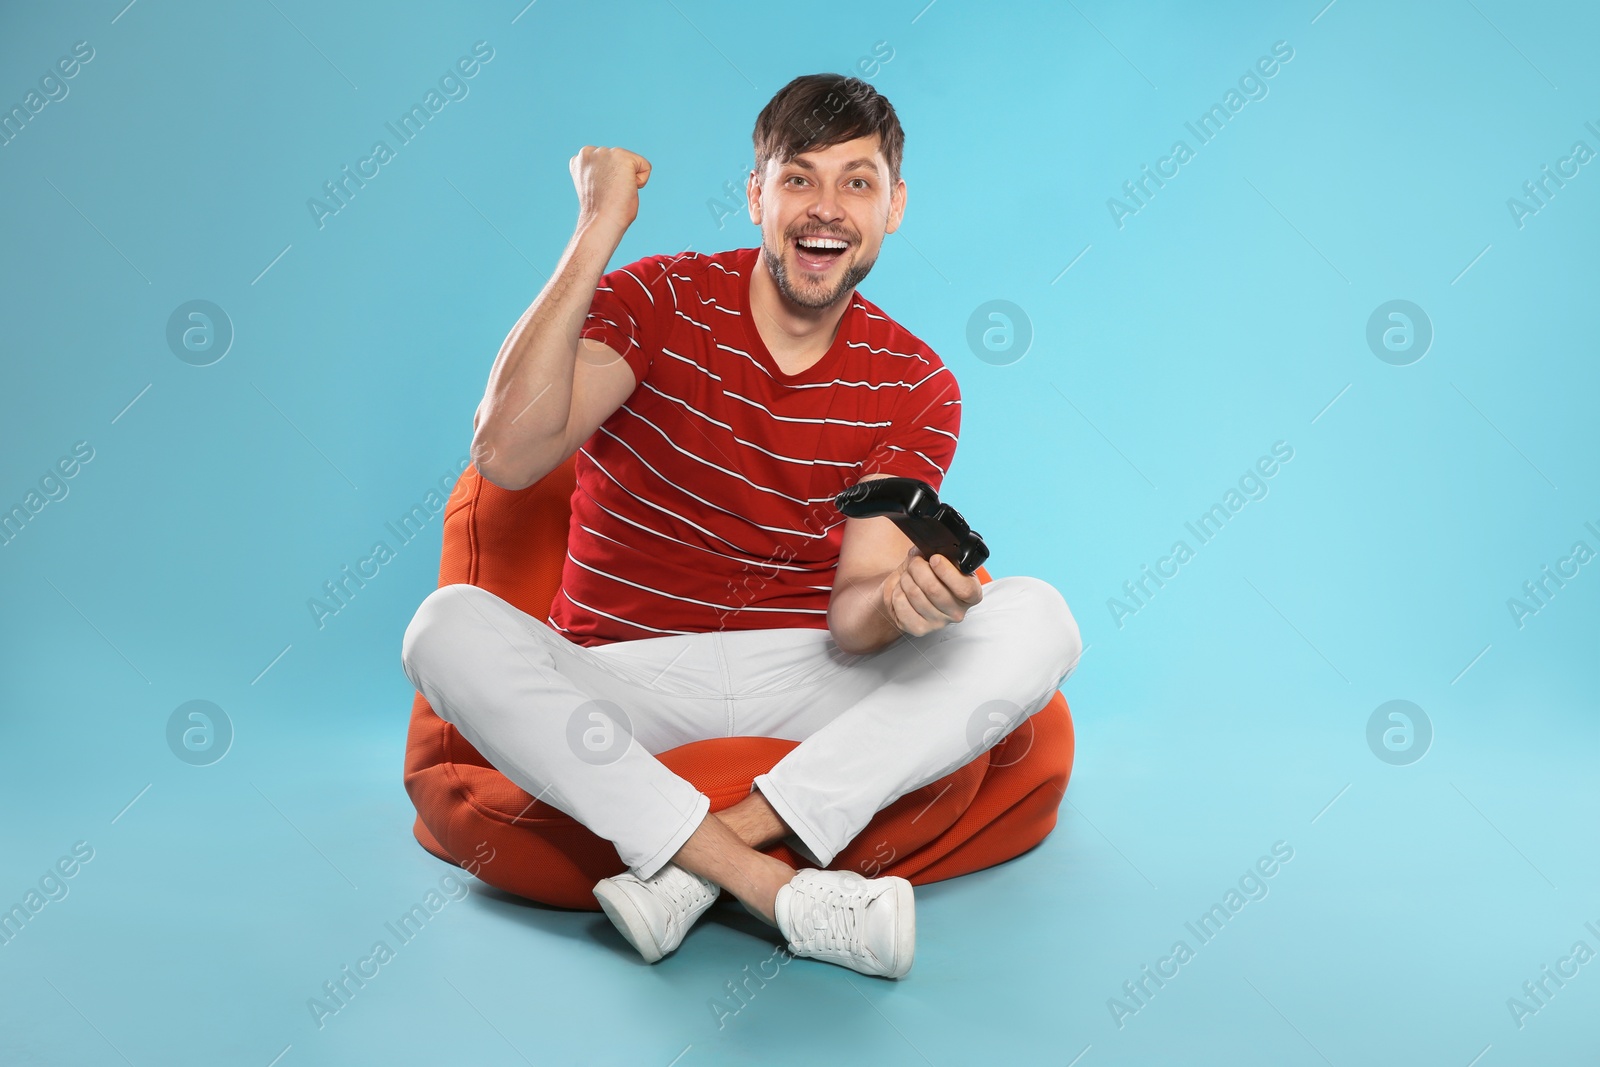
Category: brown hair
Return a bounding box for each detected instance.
[752,74,904,185]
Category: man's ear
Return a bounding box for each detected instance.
[746,167,762,224]
[884,177,908,235]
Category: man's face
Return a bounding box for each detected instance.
[749,133,906,311]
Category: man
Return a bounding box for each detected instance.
[401,74,1081,979]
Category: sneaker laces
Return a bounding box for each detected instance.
[793,879,866,953]
[652,867,713,915]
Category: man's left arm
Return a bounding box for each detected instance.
[828,365,969,655]
[828,493,983,655]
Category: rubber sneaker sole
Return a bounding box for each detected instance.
[880,877,916,979]
[593,879,666,963]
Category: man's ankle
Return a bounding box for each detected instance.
[740,858,794,925]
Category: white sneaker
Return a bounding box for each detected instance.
[774,869,915,979]
[592,863,720,963]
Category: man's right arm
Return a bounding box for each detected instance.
[470,147,650,490]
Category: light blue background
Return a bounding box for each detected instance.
[2,0,1595,1064]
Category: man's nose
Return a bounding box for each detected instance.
[808,184,844,222]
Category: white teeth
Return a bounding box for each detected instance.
[797,237,848,250]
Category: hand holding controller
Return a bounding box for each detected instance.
[834,477,991,576]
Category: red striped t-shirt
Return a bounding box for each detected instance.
[547,245,961,646]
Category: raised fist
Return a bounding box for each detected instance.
[570,146,651,230]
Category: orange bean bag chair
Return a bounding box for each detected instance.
[403,457,1075,910]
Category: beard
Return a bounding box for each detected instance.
[761,231,877,310]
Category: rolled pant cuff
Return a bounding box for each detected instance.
[751,773,834,869]
[628,790,711,881]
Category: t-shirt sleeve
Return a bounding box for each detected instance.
[577,253,680,383]
[864,363,962,490]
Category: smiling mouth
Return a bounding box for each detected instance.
[792,234,851,272]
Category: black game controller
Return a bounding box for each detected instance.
[834,477,991,575]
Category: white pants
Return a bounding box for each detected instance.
[400,577,1082,880]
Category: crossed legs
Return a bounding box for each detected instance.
[400,576,1082,923]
